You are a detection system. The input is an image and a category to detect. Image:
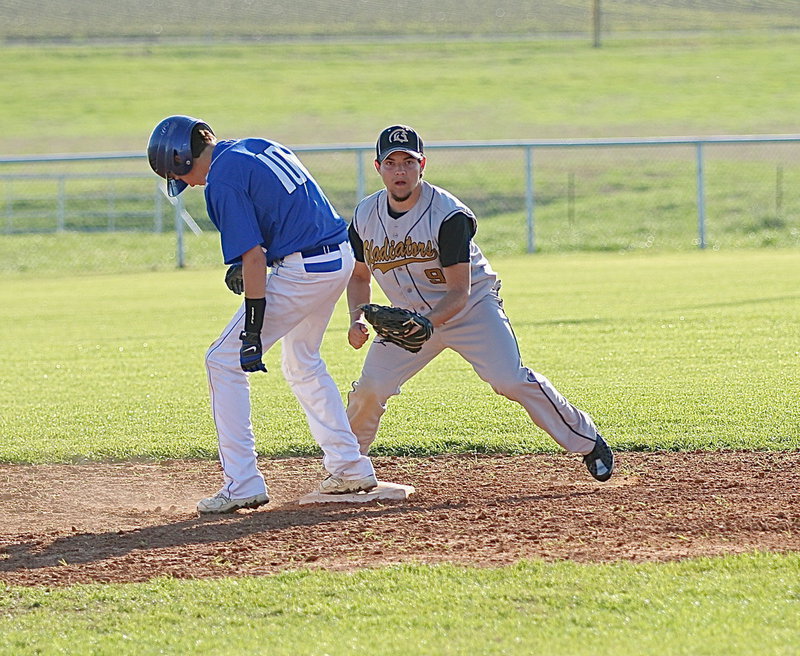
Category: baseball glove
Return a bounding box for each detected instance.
[359,303,433,353]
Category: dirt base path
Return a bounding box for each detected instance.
[1,452,798,587]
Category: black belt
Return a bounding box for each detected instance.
[301,242,340,258]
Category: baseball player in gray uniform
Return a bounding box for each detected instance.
[345,125,614,481]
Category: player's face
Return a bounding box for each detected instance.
[170,165,207,189]
[376,152,425,204]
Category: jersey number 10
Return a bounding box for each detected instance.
[255,145,309,194]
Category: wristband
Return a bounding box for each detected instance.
[244,297,266,333]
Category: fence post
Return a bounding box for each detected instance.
[57,175,66,232]
[593,0,602,48]
[4,177,13,234]
[695,142,706,249]
[155,180,163,232]
[107,183,115,231]
[356,149,365,210]
[567,171,576,227]
[525,146,536,253]
[175,195,185,268]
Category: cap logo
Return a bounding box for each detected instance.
[388,128,409,144]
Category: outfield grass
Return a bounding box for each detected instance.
[1,249,797,463]
[3,32,798,254]
[2,32,800,155]
[2,554,799,656]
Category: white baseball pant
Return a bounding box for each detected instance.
[206,241,374,499]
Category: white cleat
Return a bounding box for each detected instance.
[196,492,269,515]
[319,473,378,495]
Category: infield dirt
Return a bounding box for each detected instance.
[1,452,798,587]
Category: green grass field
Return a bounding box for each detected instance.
[2,554,799,656]
[2,17,800,655]
[1,249,798,654]
[1,250,798,463]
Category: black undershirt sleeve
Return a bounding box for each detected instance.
[438,212,476,267]
[348,221,365,262]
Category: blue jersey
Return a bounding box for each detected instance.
[205,138,347,265]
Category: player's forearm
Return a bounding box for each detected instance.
[241,246,267,298]
[425,262,470,327]
[426,289,469,327]
[346,274,372,349]
[347,277,372,319]
[347,264,372,321]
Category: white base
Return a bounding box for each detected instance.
[298,481,415,505]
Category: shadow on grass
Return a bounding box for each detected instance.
[673,293,800,311]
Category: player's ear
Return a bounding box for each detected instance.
[419,156,426,171]
[374,159,382,173]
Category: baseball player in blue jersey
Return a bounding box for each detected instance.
[148,115,376,514]
[346,125,614,482]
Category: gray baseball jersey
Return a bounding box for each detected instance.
[351,181,499,323]
[347,180,601,458]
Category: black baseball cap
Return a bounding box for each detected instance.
[376,125,424,163]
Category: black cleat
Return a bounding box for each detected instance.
[583,433,614,482]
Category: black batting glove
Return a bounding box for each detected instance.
[239,331,267,373]
[225,264,244,295]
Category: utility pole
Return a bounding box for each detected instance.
[593,0,602,48]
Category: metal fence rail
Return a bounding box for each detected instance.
[2,135,799,255]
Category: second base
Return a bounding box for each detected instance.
[298,481,415,505]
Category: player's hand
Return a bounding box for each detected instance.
[348,320,370,349]
[225,264,244,295]
[239,331,267,373]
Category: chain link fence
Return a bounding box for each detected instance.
[1,136,798,273]
[4,1,800,42]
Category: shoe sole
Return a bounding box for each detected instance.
[197,495,269,515]
[584,436,614,482]
[586,461,613,482]
[319,481,378,495]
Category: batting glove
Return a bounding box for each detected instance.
[239,331,267,373]
[225,264,244,295]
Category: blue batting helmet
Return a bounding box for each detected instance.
[147,115,211,196]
